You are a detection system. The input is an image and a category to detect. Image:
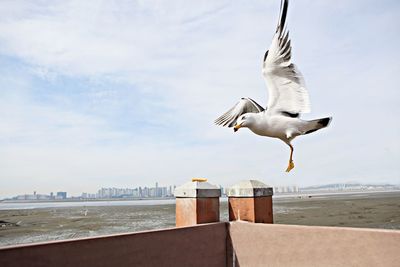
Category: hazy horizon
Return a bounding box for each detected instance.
[4,180,400,200]
[1,0,399,198]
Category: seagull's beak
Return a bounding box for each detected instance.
[233,123,242,132]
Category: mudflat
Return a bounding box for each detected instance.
[0,204,176,246]
[273,192,400,229]
[0,191,399,247]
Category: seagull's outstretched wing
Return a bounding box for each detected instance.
[214,97,264,127]
[263,0,310,115]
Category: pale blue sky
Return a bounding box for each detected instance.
[0,0,399,198]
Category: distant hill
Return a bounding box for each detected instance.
[300,183,399,191]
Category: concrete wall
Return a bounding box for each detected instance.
[0,222,227,267]
[228,221,400,267]
[2,221,400,267]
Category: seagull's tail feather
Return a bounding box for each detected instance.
[303,117,332,135]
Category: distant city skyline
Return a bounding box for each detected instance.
[0,1,399,198]
[4,182,178,200]
[3,181,400,201]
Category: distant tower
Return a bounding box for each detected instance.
[156,182,159,197]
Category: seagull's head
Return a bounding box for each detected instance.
[233,114,254,132]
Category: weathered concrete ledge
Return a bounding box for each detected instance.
[229,221,400,267]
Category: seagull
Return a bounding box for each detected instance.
[215,0,332,172]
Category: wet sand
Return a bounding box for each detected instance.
[1,191,399,247]
[272,192,400,229]
[0,204,176,246]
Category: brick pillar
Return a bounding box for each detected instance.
[174,179,221,227]
[227,180,273,223]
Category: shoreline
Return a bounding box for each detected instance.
[1,189,399,205]
[0,196,175,204]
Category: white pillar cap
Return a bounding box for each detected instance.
[174,180,221,198]
[226,180,273,197]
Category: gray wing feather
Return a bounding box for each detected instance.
[214,98,264,128]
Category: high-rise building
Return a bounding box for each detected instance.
[56,192,67,199]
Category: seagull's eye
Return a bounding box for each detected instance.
[242,116,246,120]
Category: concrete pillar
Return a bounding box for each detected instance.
[174,179,221,227]
[227,180,273,223]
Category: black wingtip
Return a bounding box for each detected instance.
[263,50,269,61]
[277,0,289,33]
[318,117,332,127]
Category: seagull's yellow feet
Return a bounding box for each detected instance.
[286,160,295,172]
